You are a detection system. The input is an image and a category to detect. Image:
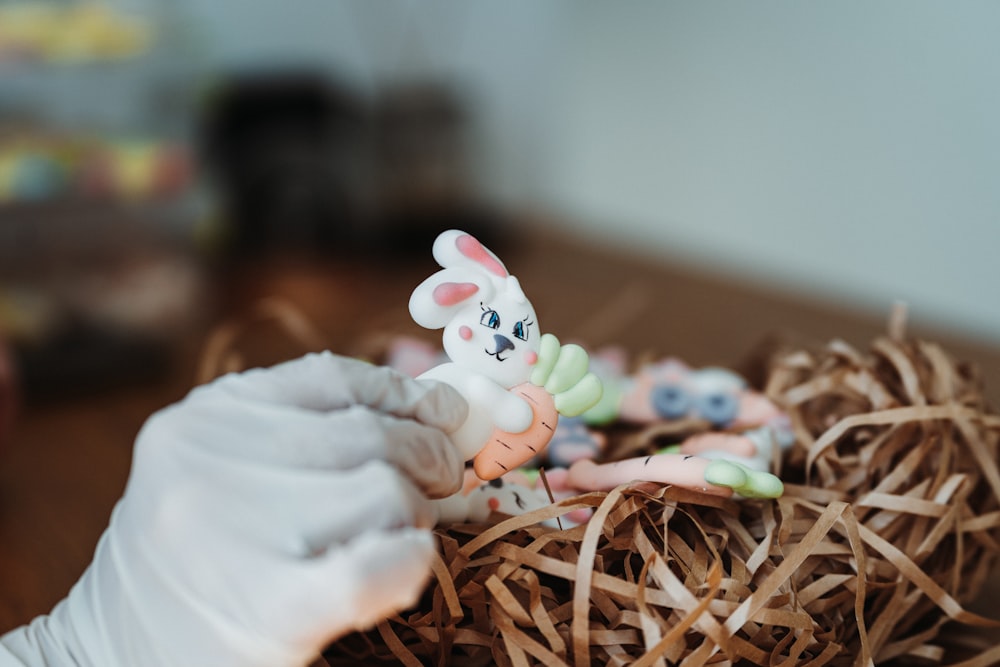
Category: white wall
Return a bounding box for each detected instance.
[122,1,1000,343]
[540,3,1000,343]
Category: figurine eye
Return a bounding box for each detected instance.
[651,384,691,419]
[480,309,500,329]
[512,320,528,341]
[696,392,739,427]
[512,491,526,510]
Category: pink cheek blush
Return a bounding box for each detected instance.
[526,351,538,365]
[459,326,473,341]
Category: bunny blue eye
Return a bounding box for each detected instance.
[512,320,528,341]
[695,392,739,427]
[652,384,691,419]
[480,309,500,329]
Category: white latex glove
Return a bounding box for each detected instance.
[0,351,467,667]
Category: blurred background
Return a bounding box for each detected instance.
[0,0,998,413]
[4,0,1000,639]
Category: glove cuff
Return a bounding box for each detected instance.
[3,505,315,667]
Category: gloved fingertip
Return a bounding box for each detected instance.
[417,380,470,432]
[338,530,436,630]
[426,461,465,500]
[296,529,437,643]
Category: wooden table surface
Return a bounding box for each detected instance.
[2,226,999,652]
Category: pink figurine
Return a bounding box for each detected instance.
[621,360,794,474]
[619,358,694,423]
[567,359,787,499]
[566,450,783,499]
[675,385,794,472]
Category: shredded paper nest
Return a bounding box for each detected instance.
[320,331,1000,667]
[196,306,1000,665]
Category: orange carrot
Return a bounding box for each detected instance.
[472,383,557,481]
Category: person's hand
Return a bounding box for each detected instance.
[1,352,467,667]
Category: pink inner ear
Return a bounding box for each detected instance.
[433,282,479,306]
[456,235,507,278]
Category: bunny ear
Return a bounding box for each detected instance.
[432,282,479,307]
[409,267,496,330]
[432,229,508,278]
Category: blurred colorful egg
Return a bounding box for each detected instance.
[11,153,65,201]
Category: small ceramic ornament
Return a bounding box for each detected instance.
[566,451,784,499]
[622,360,794,473]
[409,230,603,480]
[578,346,629,426]
[557,356,789,500]
[672,387,794,472]
[432,472,557,527]
[619,358,694,423]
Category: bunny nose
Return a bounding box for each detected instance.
[493,334,515,354]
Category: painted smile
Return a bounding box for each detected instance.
[485,349,507,362]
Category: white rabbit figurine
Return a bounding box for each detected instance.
[409,230,602,481]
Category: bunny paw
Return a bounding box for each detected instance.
[704,460,783,499]
[530,334,603,417]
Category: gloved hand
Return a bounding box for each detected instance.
[0,352,467,667]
